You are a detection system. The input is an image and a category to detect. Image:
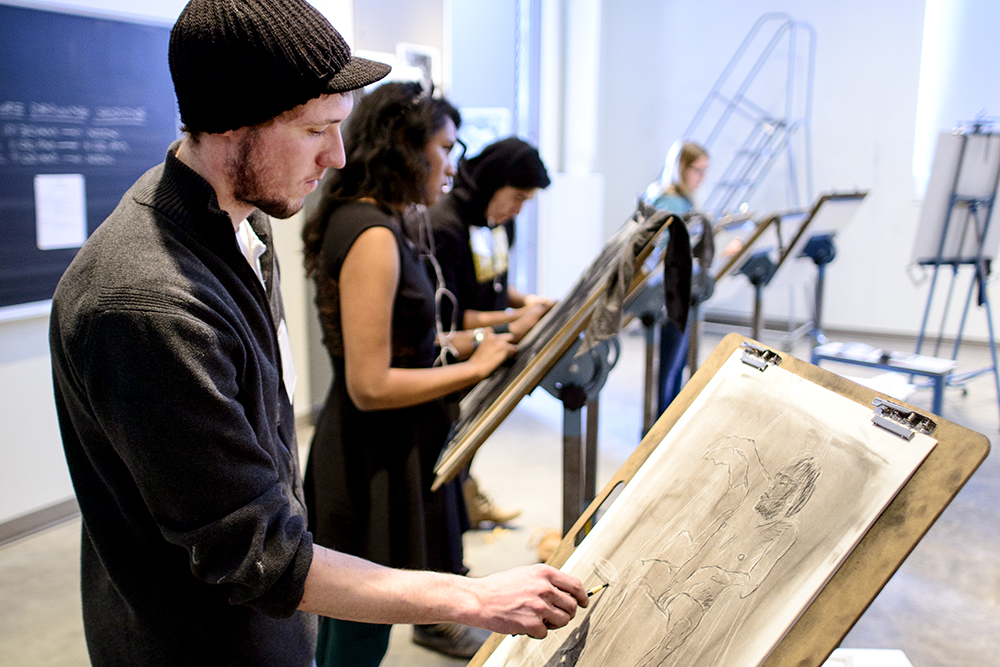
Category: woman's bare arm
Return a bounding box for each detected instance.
[339,226,514,410]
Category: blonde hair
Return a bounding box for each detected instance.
[644,140,709,202]
[672,141,709,198]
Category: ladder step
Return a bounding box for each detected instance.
[735,148,777,156]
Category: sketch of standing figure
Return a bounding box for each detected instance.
[558,436,821,666]
[484,346,938,667]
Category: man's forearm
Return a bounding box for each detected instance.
[298,545,588,639]
[298,546,475,625]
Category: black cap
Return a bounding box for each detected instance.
[169,0,390,134]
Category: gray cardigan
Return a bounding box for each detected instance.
[49,145,316,666]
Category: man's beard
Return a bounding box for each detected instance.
[229,126,302,220]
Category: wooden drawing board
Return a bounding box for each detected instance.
[470,333,989,667]
[431,210,676,491]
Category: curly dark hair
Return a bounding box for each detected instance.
[302,82,461,277]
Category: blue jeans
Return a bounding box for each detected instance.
[657,319,690,414]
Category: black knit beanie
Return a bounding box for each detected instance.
[169,0,390,134]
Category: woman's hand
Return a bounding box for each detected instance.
[508,302,552,342]
[467,331,516,379]
[522,294,556,309]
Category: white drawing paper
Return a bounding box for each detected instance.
[485,349,936,667]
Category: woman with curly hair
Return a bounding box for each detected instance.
[301,82,515,666]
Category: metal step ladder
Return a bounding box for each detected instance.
[684,13,816,217]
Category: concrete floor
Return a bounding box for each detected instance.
[1,323,997,666]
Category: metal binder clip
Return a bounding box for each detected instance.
[740,341,782,371]
[871,398,937,441]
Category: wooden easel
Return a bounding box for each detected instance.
[469,333,989,667]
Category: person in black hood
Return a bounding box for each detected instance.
[425,136,555,340]
[421,136,555,528]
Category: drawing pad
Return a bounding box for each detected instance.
[469,334,989,667]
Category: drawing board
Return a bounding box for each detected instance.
[911,132,1000,263]
[470,333,989,667]
[711,212,776,283]
[767,191,868,289]
[719,212,791,281]
[431,210,675,490]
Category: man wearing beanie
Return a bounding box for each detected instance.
[48,1,586,665]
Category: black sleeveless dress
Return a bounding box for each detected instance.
[304,200,466,574]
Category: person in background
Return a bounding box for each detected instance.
[644,140,711,414]
[424,136,555,527]
[49,2,587,665]
[301,82,539,664]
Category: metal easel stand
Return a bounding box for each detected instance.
[685,267,716,392]
[738,250,778,341]
[539,334,621,538]
[915,200,1000,425]
[621,273,665,436]
[801,232,837,348]
[621,268,714,438]
[782,232,839,354]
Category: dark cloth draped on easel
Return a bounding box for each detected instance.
[662,211,692,332]
[580,203,690,353]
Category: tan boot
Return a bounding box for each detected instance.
[528,527,563,563]
[463,476,521,527]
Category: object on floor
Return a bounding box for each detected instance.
[811,341,955,414]
[463,476,521,527]
[412,622,491,659]
[844,372,917,403]
[527,527,562,563]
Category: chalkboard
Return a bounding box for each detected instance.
[0,4,178,309]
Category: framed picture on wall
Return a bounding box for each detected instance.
[395,42,440,94]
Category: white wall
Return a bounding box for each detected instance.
[534,0,606,299]
[596,0,996,343]
[0,312,72,525]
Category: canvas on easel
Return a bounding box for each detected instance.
[910,131,1000,264]
[431,208,675,490]
[469,333,989,667]
[907,130,1000,426]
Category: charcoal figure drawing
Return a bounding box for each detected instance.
[549,436,821,666]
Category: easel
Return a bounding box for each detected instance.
[771,191,868,349]
[738,246,779,340]
[469,334,991,667]
[539,335,620,536]
[724,193,867,346]
[912,128,1000,425]
[621,272,665,435]
[624,211,761,435]
[432,209,673,491]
